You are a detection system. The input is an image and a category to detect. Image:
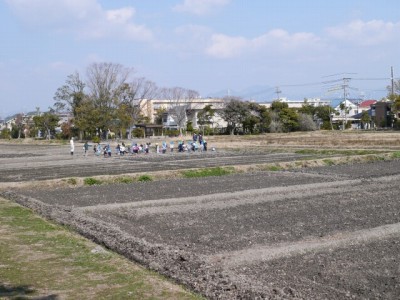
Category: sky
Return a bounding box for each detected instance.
[1,0,400,118]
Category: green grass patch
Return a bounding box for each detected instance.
[137,174,153,182]
[181,167,234,178]
[0,198,203,300]
[322,159,335,166]
[83,177,102,186]
[391,151,400,159]
[265,165,282,171]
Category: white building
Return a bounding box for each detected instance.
[138,98,228,130]
[332,99,378,129]
[259,97,331,109]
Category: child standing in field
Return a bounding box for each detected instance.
[70,137,74,156]
[83,141,89,156]
[162,141,167,154]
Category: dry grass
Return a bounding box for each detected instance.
[204,131,400,150]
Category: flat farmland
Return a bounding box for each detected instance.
[0,143,308,183]
[1,132,400,299]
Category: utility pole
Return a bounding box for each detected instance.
[325,72,357,130]
[391,66,395,96]
[340,78,351,130]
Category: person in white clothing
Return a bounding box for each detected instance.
[70,137,74,156]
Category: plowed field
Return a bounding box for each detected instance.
[1,138,400,299]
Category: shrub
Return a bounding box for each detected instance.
[202,126,214,136]
[132,128,145,138]
[137,175,153,182]
[0,128,11,139]
[164,129,179,137]
[268,120,284,133]
[84,177,102,186]
[92,136,100,144]
[298,113,317,131]
[320,121,333,130]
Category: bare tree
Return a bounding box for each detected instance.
[268,111,284,133]
[117,77,160,138]
[86,62,132,134]
[14,113,24,139]
[86,62,132,106]
[298,113,317,131]
[53,72,86,117]
[162,87,199,134]
[129,78,159,120]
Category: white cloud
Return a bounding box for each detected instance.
[205,29,322,59]
[326,19,400,46]
[173,24,213,55]
[106,7,136,24]
[205,34,248,58]
[5,0,101,24]
[173,0,230,15]
[5,0,153,41]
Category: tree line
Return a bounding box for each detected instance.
[2,62,400,140]
[53,62,201,140]
[218,97,333,135]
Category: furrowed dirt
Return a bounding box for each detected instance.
[1,137,400,299]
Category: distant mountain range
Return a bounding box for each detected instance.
[206,85,277,102]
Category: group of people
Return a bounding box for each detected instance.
[70,133,212,157]
[93,143,121,157]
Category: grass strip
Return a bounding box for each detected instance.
[0,197,203,300]
[181,167,234,178]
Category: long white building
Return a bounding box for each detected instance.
[138,97,227,129]
[259,97,331,109]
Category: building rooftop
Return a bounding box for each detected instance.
[359,100,377,108]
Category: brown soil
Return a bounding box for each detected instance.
[1,133,400,299]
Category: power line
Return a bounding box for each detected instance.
[352,77,390,81]
[237,72,397,100]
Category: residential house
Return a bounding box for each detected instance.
[348,100,377,129]
[359,100,377,113]
[331,99,360,128]
[371,101,393,128]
